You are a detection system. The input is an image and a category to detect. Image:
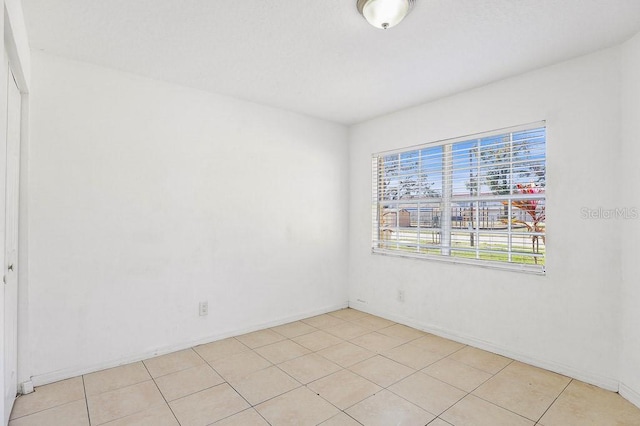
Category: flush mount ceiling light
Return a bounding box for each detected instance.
[357,0,415,30]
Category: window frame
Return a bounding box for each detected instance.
[371,122,546,275]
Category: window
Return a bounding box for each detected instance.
[372,122,546,273]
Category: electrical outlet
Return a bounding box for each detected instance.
[199,301,208,316]
[397,289,405,303]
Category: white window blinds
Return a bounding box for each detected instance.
[372,122,546,274]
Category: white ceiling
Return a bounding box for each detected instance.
[21,0,640,124]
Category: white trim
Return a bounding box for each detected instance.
[3,0,30,92]
[18,381,32,395]
[16,94,28,388]
[620,382,640,410]
[372,249,546,275]
[348,301,619,391]
[29,302,348,387]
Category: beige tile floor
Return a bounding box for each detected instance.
[9,308,640,426]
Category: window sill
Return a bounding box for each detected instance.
[371,248,546,275]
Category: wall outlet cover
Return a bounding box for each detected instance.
[199,301,208,316]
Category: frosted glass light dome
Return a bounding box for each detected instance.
[357,0,415,29]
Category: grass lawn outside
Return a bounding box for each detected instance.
[379,226,545,265]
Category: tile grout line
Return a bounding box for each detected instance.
[338,354,440,420]
[197,348,269,418]
[154,362,223,398]
[8,376,95,423]
[422,354,499,394]
[533,378,574,425]
[193,341,275,408]
[461,359,542,424]
[235,335,349,411]
[140,358,183,426]
[6,394,87,422]
[278,334,371,425]
[456,356,569,425]
[185,323,330,425]
[430,417,454,425]
[343,334,513,422]
[269,322,321,340]
[81,375,92,426]
[463,391,537,424]
[346,334,407,354]
[295,338,345,354]
[207,328,366,424]
[382,368,463,421]
[206,338,311,425]
[309,375,372,414]
[7,395,46,422]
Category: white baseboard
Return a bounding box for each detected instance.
[19,381,34,395]
[30,301,348,387]
[620,382,640,409]
[349,301,619,391]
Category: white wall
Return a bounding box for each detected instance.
[27,51,349,384]
[620,32,640,407]
[349,47,623,389]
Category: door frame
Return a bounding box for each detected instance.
[2,4,31,423]
[3,55,21,424]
